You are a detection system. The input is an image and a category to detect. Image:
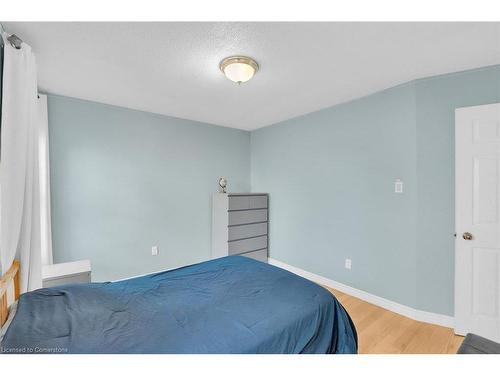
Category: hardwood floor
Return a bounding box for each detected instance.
[327,287,464,354]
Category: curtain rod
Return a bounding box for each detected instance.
[0,23,23,49]
[7,34,22,49]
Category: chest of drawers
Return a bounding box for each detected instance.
[212,193,268,262]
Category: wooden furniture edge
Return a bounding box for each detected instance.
[0,260,20,327]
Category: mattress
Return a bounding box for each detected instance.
[0,256,357,354]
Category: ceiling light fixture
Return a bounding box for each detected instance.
[219,56,259,84]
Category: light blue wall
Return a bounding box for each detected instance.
[48,65,500,315]
[415,66,500,315]
[48,95,250,281]
[252,83,418,308]
[251,65,500,316]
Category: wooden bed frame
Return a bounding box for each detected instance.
[0,260,20,327]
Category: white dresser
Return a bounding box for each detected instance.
[212,193,268,262]
[42,260,92,288]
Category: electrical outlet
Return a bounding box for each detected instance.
[151,246,159,256]
[345,258,352,270]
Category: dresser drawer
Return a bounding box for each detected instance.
[240,249,268,263]
[228,235,268,255]
[228,195,268,210]
[228,209,267,226]
[228,222,267,241]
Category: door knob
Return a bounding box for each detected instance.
[462,232,473,240]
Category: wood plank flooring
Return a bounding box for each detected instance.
[327,287,464,354]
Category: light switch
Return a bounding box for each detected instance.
[395,179,403,193]
[152,246,159,256]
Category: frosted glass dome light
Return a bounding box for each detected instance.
[220,56,259,84]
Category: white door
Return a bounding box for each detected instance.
[455,103,500,341]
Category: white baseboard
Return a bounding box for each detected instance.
[268,258,455,329]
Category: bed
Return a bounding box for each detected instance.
[0,256,357,354]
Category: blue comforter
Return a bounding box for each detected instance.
[1,256,357,354]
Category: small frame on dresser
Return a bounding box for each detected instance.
[0,260,20,327]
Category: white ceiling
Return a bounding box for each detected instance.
[3,22,500,130]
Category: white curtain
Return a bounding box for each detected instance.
[0,33,52,292]
[37,94,53,267]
